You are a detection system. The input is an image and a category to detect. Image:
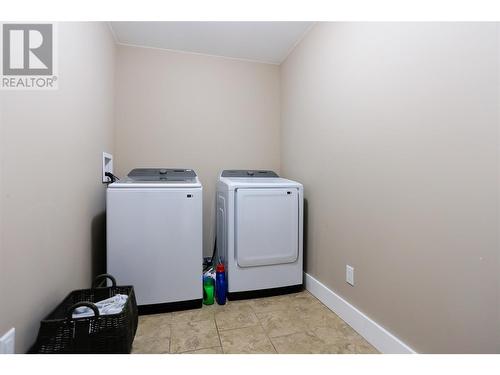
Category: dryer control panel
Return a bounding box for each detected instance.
[221,170,278,178]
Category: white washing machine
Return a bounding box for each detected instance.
[107,168,203,314]
[216,170,303,299]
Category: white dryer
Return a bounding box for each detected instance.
[216,170,303,299]
[107,168,203,314]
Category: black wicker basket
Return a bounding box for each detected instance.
[32,274,138,354]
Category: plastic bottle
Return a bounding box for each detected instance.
[215,263,227,305]
[203,276,215,305]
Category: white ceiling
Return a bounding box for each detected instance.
[110,22,314,64]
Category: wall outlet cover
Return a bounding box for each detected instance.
[102,152,113,183]
[346,265,355,286]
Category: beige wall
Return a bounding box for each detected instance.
[114,45,281,256]
[0,22,115,353]
[280,23,499,353]
[498,23,500,356]
[1,22,498,354]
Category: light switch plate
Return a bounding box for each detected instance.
[346,265,355,286]
[0,328,15,354]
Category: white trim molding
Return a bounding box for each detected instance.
[304,273,417,354]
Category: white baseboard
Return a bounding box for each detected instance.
[304,272,416,354]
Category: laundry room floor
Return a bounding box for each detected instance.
[132,290,379,354]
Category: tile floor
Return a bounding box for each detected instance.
[132,290,379,354]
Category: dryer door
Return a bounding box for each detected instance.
[235,188,299,267]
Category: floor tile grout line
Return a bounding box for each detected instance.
[177,345,222,354]
[221,300,281,354]
[212,307,225,354]
[215,306,261,333]
[261,326,278,354]
[216,322,261,333]
[254,303,280,354]
[267,335,279,354]
[169,312,219,353]
[166,316,173,354]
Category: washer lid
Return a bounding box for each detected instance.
[221,170,278,178]
[109,168,201,188]
[128,168,197,182]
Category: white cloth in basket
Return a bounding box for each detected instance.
[72,294,128,318]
